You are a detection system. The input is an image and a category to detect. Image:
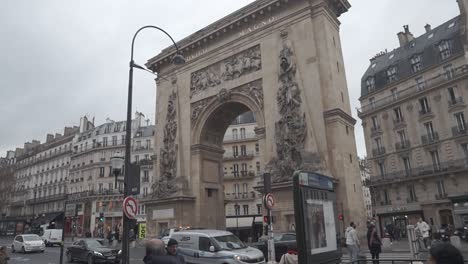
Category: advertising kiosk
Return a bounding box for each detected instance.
[293,171,342,264]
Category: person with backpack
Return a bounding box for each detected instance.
[367,225,382,264]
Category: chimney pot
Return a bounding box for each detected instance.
[425,24,432,33]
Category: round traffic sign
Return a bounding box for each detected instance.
[123,196,138,219]
[263,193,275,209]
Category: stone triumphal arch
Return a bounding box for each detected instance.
[144,0,365,236]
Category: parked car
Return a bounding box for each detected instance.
[11,234,45,253]
[253,233,296,262]
[172,229,265,264]
[66,239,121,264]
[41,229,63,247]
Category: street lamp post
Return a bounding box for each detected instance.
[121,26,185,264]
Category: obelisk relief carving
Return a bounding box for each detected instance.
[152,90,179,198]
[270,34,308,182]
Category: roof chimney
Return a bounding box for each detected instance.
[397,25,414,47]
[425,24,432,33]
[46,134,54,143]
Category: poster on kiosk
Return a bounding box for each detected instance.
[293,171,342,264]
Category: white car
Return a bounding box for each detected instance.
[12,234,45,253]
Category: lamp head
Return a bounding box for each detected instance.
[172,53,186,65]
[110,152,124,174]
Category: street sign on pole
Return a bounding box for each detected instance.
[122,196,138,219]
[263,193,275,209]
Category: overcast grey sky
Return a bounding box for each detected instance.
[0,0,460,158]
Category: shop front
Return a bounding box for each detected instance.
[226,215,263,242]
[375,204,423,238]
[450,194,468,228]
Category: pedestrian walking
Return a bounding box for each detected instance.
[415,218,430,248]
[367,225,381,264]
[143,239,181,264]
[345,222,360,263]
[279,245,298,264]
[428,243,464,264]
[0,246,10,264]
[166,238,186,264]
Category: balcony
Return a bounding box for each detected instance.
[380,201,392,206]
[26,193,67,205]
[132,146,153,152]
[452,125,468,137]
[367,158,468,186]
[395,140,411,151]
[358,64,468,116]
[406,197,418,203]
[223,132,257,143]
[435,193,448,200]
[393,118,406,128]
[372,147,386,157]
[421,133,439,145]
[370,125,382,136]
[223,151,255,161]
[419,108,432,117]
[224,171,257,181]
[224,192,256,201]
[448,97,465,108]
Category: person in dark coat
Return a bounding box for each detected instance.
[367,225,382,264]
[428,243,464,264]
[166,238,186,264]
[0,246,10,264]
[143,239,181,264]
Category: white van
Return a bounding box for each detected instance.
[172,230,265,264]
[41,229,63,247]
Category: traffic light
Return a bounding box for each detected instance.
[99,212,104,222]
[72,223,77,229]
[338,214,344,221]
[263,215,270,225]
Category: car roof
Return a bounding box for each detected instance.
[174,229,233,237]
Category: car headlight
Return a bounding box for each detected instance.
[118,249,122,255]
[233,255,249,261]
[93,251,103,257]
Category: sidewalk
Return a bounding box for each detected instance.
[381,239,468,253]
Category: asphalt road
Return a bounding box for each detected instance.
[0,237,146,264]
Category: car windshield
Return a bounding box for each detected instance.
[213,235,246,250]
[23,235,41,241]
[86,240,104,248]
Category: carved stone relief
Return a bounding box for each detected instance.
[153,91,179,198]
[190,45,261,97]
[433,94,442,102]
[268,34,310,183]
[190,79,264,127]
[406,103,413,112]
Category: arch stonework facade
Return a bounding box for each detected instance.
[144,0,365,236]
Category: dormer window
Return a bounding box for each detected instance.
[410,55,423,73]
[438,40,451,60]
[387,66,398,82]
[366,76,375,92]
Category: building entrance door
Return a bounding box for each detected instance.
[394,217,407,239]
[439,209,454,226]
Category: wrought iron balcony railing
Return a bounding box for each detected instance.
[421,132,439,145]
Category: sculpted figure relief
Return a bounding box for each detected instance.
[153,91,179,198]
[190,45,261,96]
[270,38,309,182]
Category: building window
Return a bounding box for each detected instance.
[232,129,238,140]
[383,189,390,205]
[108,166,112,177]
[371,116,380,130]
[366,77,375,92]
[415,76,425,91]
[443,64,455,80]
[410,55,423,73]
[112,136,117,146]
[242,183,248,194]
[240,145,247,156]
[430,150,441,171]
[99,167,105,177]
[243,205,249,215]
[369,97,376,109]
[232,146,238,157]
[234,204,240,216]
[394,107,404,122]
[455,112,466,132]
[448,87,458,105]
[377,161,386,178]
[102,137,108,147]
[146,139,151,149]
[424,122,435,139]
[233,164,239,177]
[240,128,246,139]
[438,40,451,60]
[241,163,248,176]
[403,157,411,176]
[135,155,139,163]
[143,170,149,182]
[256,162,260,173]
[255,143,259,153]
[397,130,407,146]
[387,66,398,82]
[374,137,383,150]
[143,187,148,196]
[419,97,430,114]
[257,204,262,215]
[98,183,103,193]
[436,179,446,196]
[391,88,398,101]
[408,185,417,202]
[121,135,125,145]
[108,182,112,190]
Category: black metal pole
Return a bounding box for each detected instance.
[59,200,67,264]
[123,25,183,264]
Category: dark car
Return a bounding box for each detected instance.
[66,239,121,264]
[253,233,296,262]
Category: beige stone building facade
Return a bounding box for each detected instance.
[144,0,365,237]
[359,0,468,236]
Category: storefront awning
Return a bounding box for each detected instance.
[226,216,262,228]
[33,212,64,226]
